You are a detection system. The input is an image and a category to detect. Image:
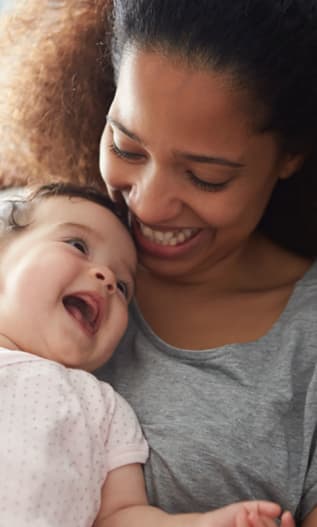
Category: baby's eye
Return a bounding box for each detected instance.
[116,280,129,300]
[65,238,88,254]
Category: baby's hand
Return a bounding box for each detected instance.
[236,508,295,527]
[279,511,296,527]
[194,500,288,527]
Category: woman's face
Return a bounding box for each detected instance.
[100,48,299,280]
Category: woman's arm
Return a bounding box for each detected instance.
[301,506,317,526]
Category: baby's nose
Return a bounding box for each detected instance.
[91,266,116,294]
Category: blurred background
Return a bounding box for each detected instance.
[0,1,14,11]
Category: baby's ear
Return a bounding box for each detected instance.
[0,200,18,236]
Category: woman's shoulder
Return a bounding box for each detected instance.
[258,239,317,326]
[285,258,317,316]
[246,234,314,290]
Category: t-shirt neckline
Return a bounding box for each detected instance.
[130,259,317,356]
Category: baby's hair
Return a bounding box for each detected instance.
[0,182,129,235]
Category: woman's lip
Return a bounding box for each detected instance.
[132,218,206,259]
[131,216,199,232]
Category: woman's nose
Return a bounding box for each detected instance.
[122,168,183,224]
[90,266,116,294]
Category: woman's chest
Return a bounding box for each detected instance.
[108,339,313,517]
[137,284,293,349]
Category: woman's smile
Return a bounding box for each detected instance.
[137,220,199,246]
[132,217,213,260]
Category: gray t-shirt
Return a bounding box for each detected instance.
[96,260,317,523]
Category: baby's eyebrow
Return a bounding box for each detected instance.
[55,222,102,240]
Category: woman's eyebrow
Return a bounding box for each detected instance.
[107,115,244,168]
[178,151,245,168]
[107,115,144,144]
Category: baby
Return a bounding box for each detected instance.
[0,182,292,527]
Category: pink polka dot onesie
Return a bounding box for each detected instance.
[0,348,148,526]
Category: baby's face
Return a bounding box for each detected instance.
[0,196,136,371]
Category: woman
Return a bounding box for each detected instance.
[97,1,317,526]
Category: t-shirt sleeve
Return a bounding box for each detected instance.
[297,367,317,521]
[101,385,149,473]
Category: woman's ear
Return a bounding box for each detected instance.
[279,151,306,180]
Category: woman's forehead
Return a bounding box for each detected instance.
[111,50,261,162]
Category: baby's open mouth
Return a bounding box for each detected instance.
[63,293,101,334]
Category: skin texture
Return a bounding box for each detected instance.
[0,196,136,371]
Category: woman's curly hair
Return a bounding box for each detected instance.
[0,0,115,189]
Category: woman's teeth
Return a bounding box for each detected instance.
[139,222,198,246]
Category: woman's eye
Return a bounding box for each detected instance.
[116,280,129,300]
[186,170,229,192]
[65,238,88,254]
[109,142,144,161]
